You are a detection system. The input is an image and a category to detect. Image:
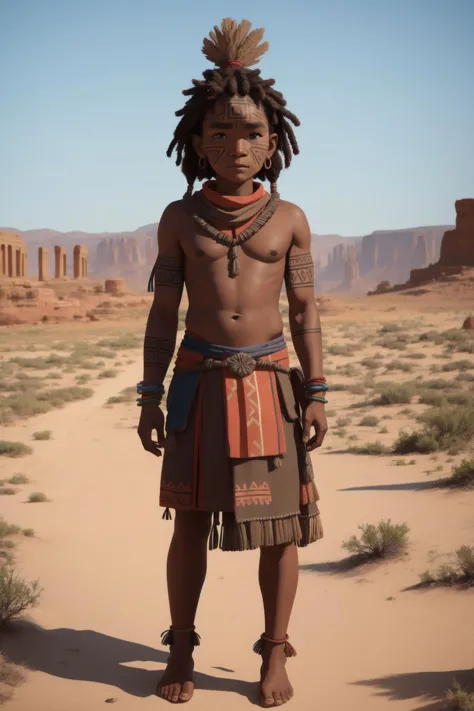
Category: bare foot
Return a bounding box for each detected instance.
[259,645,294,707]
[156,642,195,704]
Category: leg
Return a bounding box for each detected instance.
[258,543,299,707]
[157,510,212,703]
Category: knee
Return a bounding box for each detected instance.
[173,511,212,543]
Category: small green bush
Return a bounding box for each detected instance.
[7,474,29,485]
[0,566,42,627]
[22,529,35,537]
[348,441,391,455]
[0,441,33,458]
[442,359,474,372]
[0,488,16,496]
[392,431,439,454]
[374,381,416,405]
[420,545,474,587]
[342,519,409,559]
[98,369,118,379]
[28,492,49,503]
[445,680,474,710]
[447,459,474,489]
[359,415,379,427]
[32,430,52,441]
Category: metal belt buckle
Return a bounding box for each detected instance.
[225,352,256,377]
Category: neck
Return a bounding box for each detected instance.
[213,176,256,197]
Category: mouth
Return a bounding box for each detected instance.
[229,163,248,169]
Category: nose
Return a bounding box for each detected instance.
[230,139,248,157]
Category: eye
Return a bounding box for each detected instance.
[249,132,263,140]
[211,132,227,139]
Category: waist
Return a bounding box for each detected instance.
[181,330,286,359]
[175,331,290,378]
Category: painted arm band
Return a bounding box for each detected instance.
[284,252,315,289]
[143,337,176,368]
[148,254,184,292]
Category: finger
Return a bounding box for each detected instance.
[302,421,311,443]
[138,432,162,457]
[308,429,327,451]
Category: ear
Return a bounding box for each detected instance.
[267,132,278,158]
[192,134,203,156]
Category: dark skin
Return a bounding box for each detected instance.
[138,95,327,706]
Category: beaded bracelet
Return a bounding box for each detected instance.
[137,381,165,396]
[136,396,162,406]
[304,384,329,392]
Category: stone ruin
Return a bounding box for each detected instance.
[0,231,27,278]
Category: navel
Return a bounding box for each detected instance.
[231,314,240,321]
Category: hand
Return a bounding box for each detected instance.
[137,404,166,457]
[302,400,328,452]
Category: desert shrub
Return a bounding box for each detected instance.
[106,387,136,405]
[374,381,416,405]
[348,441,391,455]
[336,416,351,428]
[32,430,52,441]
[342,519,409,559]
[377,335,410,351]
[384,360,413,373]
[27,492,48,503]
[456,372,474,382]
[445,680,474,710]
[349,383,367,395]
[419,379,454,390]
[442,359,474,372]
[326,344,357,357]
[98,369,118,379]
[403,352,426,359]
[96,336,140,350]
[379,323,403,333]
[418,403,474,450]
[0,488,16,496]
[419,391,446,407]
[337,364,359,377]
[0,441,32,458]
[0,387,94,424]
[8,474,30,486]
[378,426,389,434]
[0,566,42,628]
[325,409,337,417]
[329,384,347,391]
[420,546,474,587]
[359,415,379,427]
[22,529,35,537]
[446,458,474,488]
[360,358,380,370]
[392,431,439,454]
[0,653,27,704]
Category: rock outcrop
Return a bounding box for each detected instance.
[96,236,141,271]
[438,199,474,267]
[462,316,474,330]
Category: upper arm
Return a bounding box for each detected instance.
[151,202,185,309]
[284,205,316,311]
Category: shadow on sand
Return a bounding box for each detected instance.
[338,480,443,492]
[352,668,474,711]
[300,554,375,576]
[0,623,259,704]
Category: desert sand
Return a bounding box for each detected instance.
[1,284,473,711]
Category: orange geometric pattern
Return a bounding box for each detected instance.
[224,349,289,459]
[160,480,193,508]
[235,481,272,507]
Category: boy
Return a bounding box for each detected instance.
[138,18,327,707]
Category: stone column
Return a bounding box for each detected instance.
[54,246,67,278]
[73,245,88,278]
[38,247,49,281]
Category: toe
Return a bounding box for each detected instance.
[274,693,284,706]
[262,696,275,708]
[171,683,181,703]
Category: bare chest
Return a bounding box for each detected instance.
[179,213,293,267]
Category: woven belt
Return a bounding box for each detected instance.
[188,352,291,378]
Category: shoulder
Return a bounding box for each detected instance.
[277,200,310,228]
[159,199,189,223]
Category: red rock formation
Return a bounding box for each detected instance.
[438,199,474,267]
[341,246,360,290]
[412,234,428,269]
[462,316,474,330]
[145,237,156,266]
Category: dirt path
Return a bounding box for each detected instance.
[1,357,474,711]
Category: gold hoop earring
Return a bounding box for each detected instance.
[264,157,272,170]
[199,156,206,170]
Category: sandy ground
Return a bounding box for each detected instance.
[1,296,474,711]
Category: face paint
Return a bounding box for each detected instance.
[200,96,275,184]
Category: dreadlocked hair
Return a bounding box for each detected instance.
[166,18,300,191]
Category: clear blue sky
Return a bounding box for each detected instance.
[1,0,473,236]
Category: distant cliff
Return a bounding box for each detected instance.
[2,221,453,293]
